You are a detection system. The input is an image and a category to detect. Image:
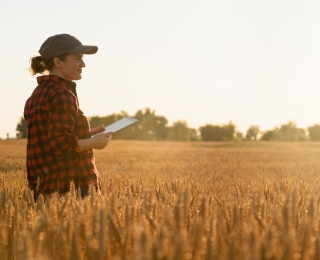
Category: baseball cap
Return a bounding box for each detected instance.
[39,34,98,60]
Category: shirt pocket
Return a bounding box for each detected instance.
[75,108,91,139]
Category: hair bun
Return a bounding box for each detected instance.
[29,56,47,75]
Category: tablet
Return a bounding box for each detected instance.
[100,117,139,134]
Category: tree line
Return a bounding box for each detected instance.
[15,108,320,141]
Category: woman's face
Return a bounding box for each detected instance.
[53,53,85,81]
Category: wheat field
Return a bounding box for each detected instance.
[1,139,320,259]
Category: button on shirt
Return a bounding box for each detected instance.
[24,75,99,193]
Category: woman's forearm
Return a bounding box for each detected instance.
[78,138,95,150]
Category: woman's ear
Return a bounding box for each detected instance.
[53,57,61,67]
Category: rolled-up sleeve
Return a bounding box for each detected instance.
[47,89,79,157]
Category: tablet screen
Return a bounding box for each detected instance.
[101,117,138,134]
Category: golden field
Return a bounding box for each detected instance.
[1,139,320,259]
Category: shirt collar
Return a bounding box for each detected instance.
[37,75,77,95]
[37,75,76,88]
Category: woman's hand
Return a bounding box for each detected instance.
[90,132,113,150]
[78,132,113,151]
[90,124,105,136]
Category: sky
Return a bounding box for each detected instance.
[1,0,320,138]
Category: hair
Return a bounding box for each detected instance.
[29,53,69,75]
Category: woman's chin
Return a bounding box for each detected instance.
[73,74,82,81]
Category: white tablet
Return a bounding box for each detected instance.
[101,116,138,134]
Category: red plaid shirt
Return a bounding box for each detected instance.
[24,75,99,193]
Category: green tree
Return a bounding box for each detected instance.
[277,121,306,141]
[245,125,260,141]
[132,108,168,140]
[308,124,320,141]
[16,117,27,139]
[166,121,197,141]
[199,122,236,141]
[260,129,278,141]
[260,122,306,141]
[235,131,244,141]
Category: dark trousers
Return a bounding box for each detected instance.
[80,186,89,199]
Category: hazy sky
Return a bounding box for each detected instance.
[1,0,320,138]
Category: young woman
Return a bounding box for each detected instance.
[24,34,112,199]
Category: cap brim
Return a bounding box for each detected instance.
[68,45,98,55]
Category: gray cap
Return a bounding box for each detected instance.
[39,34,98,60]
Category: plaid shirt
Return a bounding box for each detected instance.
[24,75,99,193]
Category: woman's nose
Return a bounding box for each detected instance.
[80,60,86,68]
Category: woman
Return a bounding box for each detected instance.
[24,34,112,199]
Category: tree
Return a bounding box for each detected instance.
[260,122,306,142]
[235,131,244,141]
[245,125,260,141]
[166,121,197,141]
[16,117,27,139]
[308,124,320,141]
[276,121,306,141]
[199,121,236,141]
[260,129,278,141]
[132,108,168,140]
